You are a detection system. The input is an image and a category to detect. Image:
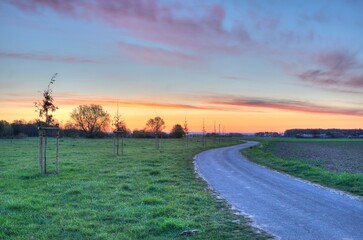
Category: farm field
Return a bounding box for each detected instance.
[0,137,270,240]
[242,138,363,196]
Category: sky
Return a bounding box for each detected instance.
[0,0,362,133]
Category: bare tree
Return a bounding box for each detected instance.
[35,73,58,126]
[70,104,110,137]
[146,116,165,149]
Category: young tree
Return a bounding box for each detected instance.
[34,73,58,126]
[184,118,189,146]
[34,73,59,176]
[113,113,127,133]
[170,124,185,138]
[113,109,127,155]
[146,116,165,149]
[70,104,110,137]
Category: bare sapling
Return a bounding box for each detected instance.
[113,105,127,155]
[184,118,189,147]
[35,73,59,175]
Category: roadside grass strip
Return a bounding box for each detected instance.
[242,138,363,197]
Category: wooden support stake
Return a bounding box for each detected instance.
[38,127,59,175]
[116,134,119,155]
[39,130,43,174]
[56,131,59,175]
[121,136,124,155]
[44,130,47,175]
[113,137,115,155]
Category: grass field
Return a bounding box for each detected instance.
[0,137,270,240]
[242,138,363,196]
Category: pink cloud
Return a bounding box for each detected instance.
[345,75,363,88]
[7,0,250,54]
[296,49,363,89]
[316,50,358,75]
[201,95,363,117]
[0,51,99,63]
[8,0,80,17]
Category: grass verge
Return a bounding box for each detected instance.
[242,138,363,197]
[0,137,270,240]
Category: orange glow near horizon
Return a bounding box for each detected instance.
[1,98,362,133]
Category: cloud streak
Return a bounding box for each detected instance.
[59,97,229,111]
[296,49,363,89]
[0,94,232,112]
[1,92,362,118]
[62,93,363,117]
[118,42,200,65]
[220,76,246,81]
[0,51,99,63]
[199,94,363,117]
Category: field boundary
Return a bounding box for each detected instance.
[242,139,363,197]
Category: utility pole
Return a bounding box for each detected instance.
[218,123,221,144]
[202,120,206,147]
[214,121,216,143]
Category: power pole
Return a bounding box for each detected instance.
[214,121,216,143]
[218,123,221,144]
[202,120,206,147]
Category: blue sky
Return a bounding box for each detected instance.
[0,0,362,132]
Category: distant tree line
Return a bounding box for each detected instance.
[254,132,281,137]
[284,129,363,138]
[0,117,245,139]
[0,120,38,138]
[0,118,187,139]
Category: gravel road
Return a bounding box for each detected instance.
[194,141,363,240]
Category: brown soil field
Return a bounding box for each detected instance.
[266,141,363,174]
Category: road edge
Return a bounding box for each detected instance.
[193,142,276,239]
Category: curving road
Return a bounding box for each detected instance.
[194,141,363,240]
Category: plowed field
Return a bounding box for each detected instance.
[266,141,363,173]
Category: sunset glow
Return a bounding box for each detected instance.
[1,0,362,132]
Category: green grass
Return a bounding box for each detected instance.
[0,137,270,240]
[242,138,363,196]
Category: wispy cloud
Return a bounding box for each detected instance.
[0,93,231,112]
[296,49,363,89]
[199,94,363,117]
[8,0,250,54]
[60,94,363,117]
[220,76,245,81]
[300,10,330,24]
[118,42,200,65]
[0,51,99,63]
[1,91,362,117]
[58,97,229,111]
